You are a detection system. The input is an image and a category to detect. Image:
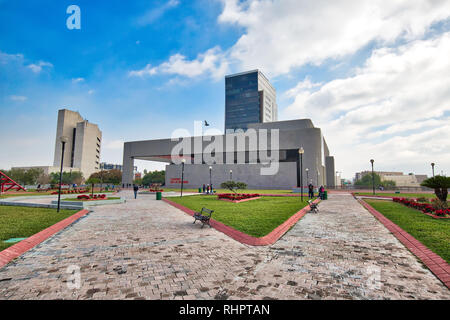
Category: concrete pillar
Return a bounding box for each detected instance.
[122,143,134,187]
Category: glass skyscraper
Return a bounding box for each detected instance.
[225,70,278,131]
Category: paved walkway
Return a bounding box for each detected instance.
[0,192,448,300]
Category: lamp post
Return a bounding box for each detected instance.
[180,159,185,197]
[57,136,69,213]
[431,163,435,177]
[298,147,304,202]
[306,168,309,185]
[370,159,375,195]
[230,169,232,181]
[209,166,212,193]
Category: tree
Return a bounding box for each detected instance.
[220,181,247,194]
[88,169,122,185]
[7,168,44,185]
[421,175,450,202]
[85,177,101,197]
[354,173,396,189]
[142,170,165,186]
[50,171,84,185]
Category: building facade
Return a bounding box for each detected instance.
[122,119,335,189]
[53,109,102,179]
[225,70,278,132]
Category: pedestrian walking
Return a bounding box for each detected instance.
[133,184,139,199]
[308,183,314,199]
[203,184,206,193]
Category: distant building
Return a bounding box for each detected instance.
[100,162,137,172]
[225,70,278,131]
[53,109,102,179]
[354,171,428,187]
[14,109,102,180]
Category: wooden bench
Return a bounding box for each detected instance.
[193,207,214,228]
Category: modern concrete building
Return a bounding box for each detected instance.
[15,109,102,180]
[53,109,102,179]
[122,119,335,189]
[225,70,278,131]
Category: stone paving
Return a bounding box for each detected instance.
[0,192,448,300]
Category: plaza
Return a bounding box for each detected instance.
[0,190,448,300]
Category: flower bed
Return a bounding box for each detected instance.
[217,193,260,201]
[392,197,450,218]
[149,189,164,192]
[51,189,88,195]
[76,194,107,201]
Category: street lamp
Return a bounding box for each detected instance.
[305,168,309,185]
[57,136,69,213]
[370,159,375,195]
[209,166,212,193]
[431,163,435,177]
[298,147,304,202]
[230,169,232,181]
[180,159,185,197]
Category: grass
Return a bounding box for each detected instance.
[163,188,296,194]
[167,195,310,238]
[64,197,121,201]
[365,199,450,263]
[354,192,437,199]
[0,190,116,199]
[0,206,78,252]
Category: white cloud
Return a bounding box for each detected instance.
[88,89,95,95]
[104,139,124,150]
[129,46,229,80]
[219,0,450,76]
[283,32,450,178]
[10,95,27,101]
[136,0,180,26]
[72,77,85,83]
[27,61,53,73]
[130,0,450,81]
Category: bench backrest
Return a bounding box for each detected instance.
[201,207,214,215]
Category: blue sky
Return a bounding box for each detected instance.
[1,0,449,179]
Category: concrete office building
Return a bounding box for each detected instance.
[225,70,278,131]
[122,119,335,189]
[53,109,102,179]
[13,109,101,179]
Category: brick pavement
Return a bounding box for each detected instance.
[0,192,448,300]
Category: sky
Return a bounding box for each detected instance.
[1,0,449,180]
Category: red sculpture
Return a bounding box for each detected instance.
[0,170,26,193]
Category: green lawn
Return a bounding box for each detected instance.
[167,195,309,238]
[0,206,77,252]
[355,192,437,199]
[365,199,450,263]
[164,188,296,194]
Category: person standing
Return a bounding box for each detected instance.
[319,185,325,199]
[133,184,139,199]
[308,183,314,199]
[203,184,206,193]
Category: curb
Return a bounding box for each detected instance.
[0,209,90,269]
[162,198,319,246]
[359,199,450,289]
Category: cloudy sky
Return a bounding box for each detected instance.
[1,0,449,180]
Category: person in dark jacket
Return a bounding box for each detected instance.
[133,184,139,199]
[203,184,206,193]
[308,183,314,199]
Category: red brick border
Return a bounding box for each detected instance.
[359,199,450,289]
[218,196,261,203]
[0,209,90,269]
[162,198,319,246]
